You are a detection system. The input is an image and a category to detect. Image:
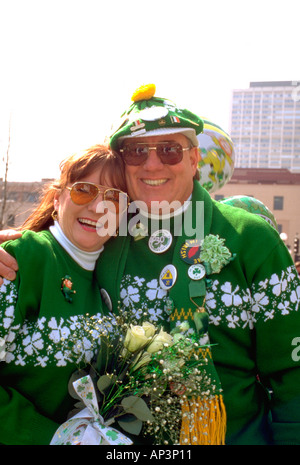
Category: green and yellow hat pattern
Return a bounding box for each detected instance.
[109,84,204,150]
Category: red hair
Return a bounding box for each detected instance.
[22,144,126,232]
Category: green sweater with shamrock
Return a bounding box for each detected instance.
[0,230,104,445]
[96,180,300,445]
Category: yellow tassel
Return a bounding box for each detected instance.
[179,396,226,445]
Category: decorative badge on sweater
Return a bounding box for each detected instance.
[159,265,177,290]
[148,229,173,254]
[199,234,235,274]
[180,239,202,264]
[188,264,206,280]
[181,235,235,304]
[61,275,76,303]
[181,235,235,276]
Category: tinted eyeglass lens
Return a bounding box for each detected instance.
[122,145,148,166]
[157,143,183,164]
[104,189,119,203]
[70,183,99,205]
[70,183,128,213]
[104,189,121,213]
[122,143,183,165]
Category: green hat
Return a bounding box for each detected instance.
[109,84,204,150]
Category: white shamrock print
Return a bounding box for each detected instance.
[252,292,269,313]
[221,282,243,307]
[290,285,300,312]
[205,291,216,310]
[209,314,221,326]
[146,279,167,301]
[23,332,44,356]
[133,276,145,287]
[48,317,71,344]
[241,310,254,329]
[269,272,287,296]
[120,285,140,307]
[226,314,240,328]
[35,355,49,367]
[277,300,292,315]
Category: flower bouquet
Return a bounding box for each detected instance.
[50,309,226,445]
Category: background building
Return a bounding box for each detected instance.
[229,81,300,171]
[0,179,52,229]
[214,168,300,261]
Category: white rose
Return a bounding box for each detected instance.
[146,329,173,354]
[124,324,150,353]
[142,322,156,338]
[178,321,190,333]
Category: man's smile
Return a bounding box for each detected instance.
[141,178,168,186]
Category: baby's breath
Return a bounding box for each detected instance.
[60,306,215,444]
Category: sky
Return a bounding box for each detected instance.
[0,0,299,182]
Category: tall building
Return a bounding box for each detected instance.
[229,81,300,171]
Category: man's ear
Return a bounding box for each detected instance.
[190,147,200,175]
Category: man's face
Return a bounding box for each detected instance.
[122,133,199,212]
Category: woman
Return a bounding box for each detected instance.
[0,144,128,445]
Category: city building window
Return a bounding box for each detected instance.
[274,196,284,210]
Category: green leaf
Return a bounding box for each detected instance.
[95,336,110,374]
[121,396,154,422]
[97,375,113,394]
[117,418,143,436]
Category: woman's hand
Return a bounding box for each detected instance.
[0,230,21,285]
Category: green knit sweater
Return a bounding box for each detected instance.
[96,180,300,445]
[0,230,104,445]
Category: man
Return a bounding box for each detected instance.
[1,84,300,445]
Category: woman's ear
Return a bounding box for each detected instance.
[53,193,60,211]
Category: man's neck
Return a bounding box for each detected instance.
[132,194,192,220]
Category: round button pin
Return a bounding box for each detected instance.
[187,264,206,280]
[159,265,177,290]
[139,106,169,121]
[148,229,173,254]
[100,288,113,311]
[179,239,202,264]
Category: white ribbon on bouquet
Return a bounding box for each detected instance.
[50,375,133,445]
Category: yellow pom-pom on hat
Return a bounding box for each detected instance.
[131,84,156,102]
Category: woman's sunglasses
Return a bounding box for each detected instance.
[66,182,129,213]
[119,142,192,166]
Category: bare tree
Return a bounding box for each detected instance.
[0,114,11,230]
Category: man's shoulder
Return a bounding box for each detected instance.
[2,229,55,258]
[211,199,283,262]
[213,198,277,232]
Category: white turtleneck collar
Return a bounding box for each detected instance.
[137,194,192,221]
[49,221,103,271]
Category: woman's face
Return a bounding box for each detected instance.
[54,168,122,252]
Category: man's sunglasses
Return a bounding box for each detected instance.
[66,182,129,213]
[119,142,192,166]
